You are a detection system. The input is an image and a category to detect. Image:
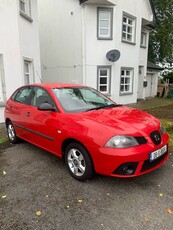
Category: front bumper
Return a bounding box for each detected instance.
[89,133,169,178]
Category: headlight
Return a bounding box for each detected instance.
[160,123,165,135]
[105,135,139,148]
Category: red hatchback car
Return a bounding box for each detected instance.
[5,83,169,181]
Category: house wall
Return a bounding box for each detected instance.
[18,0,41,84]
[38,0,83,84]
[83,0,153,104]
[0,0,41,123]
[38,0,153,104]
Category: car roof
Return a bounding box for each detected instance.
[25,83,86,89]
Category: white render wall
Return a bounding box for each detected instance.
[82,0,153,104]
[38,0,153,104]
[0,0,41,123]
[38,0,83,84]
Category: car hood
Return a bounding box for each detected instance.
[75,106,160,137]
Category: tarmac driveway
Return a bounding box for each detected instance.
[0,142,173,230]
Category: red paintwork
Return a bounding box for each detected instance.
[4,83,169,178]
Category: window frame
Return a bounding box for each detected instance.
[122,12,136,44]
[19,0,33,22]
[140,31,147,48]
[120,67,134,95]
[97,66,111,95]
[97,7,113,40]
[23,59,34,85]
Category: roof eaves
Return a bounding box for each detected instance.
[79,0,88,4]
[147,61,164,71]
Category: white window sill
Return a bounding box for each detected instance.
[122,40,136,45]
[140,45,147,49]
[120,92,133,96]
[20,11,33,22]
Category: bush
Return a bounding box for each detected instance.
[162,72,173,83]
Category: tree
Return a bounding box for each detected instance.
[148,0,173,65]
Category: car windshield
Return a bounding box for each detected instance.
[52,87,117,113]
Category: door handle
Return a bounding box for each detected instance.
[26,112,31,117]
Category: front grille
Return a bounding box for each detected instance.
[135,136,147,145]
[150,131,161,145]
[141,152,168,172]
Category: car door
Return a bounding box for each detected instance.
[24,86,61,153]
[7,86,33,138]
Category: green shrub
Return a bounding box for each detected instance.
[162,72,173,83]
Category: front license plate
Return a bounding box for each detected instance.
[149,145,167,162]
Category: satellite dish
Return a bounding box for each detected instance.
[106,49,120,62]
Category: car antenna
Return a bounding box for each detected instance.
[36,70,43,83]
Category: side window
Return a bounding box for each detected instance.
[97,7,113,40]
[97,66,111,94]
[140,31,147,48]
[120,68,134,95]
[19,0,33,22]
[14,87,32,104]
[31,87,55,107]
[122,13,136,44]
[24,60,33,84]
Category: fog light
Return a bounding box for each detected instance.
[122,166,135,175]
[113,162,138,175]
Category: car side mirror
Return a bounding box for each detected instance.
[37,103,56,111]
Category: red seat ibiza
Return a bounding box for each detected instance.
[4,83,169,181]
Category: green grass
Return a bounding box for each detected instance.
[0,137,8,144]
[161,119,173,146]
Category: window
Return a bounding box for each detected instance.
[0,54,6,104]
[120,68,133,95]
[97,66,111,94]
[140,32,147,48]
[19,0,32,22]
[14,86,32,104]
[97,8,113,40]
[24,60,33,84]
[31,87,55,107]
[122,13,136,43]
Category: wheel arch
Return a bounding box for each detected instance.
[61,138,95,168]
[5,118,11,127]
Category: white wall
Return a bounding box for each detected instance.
[0,0,21,99]
[38,0,83,84]
[38,0,153,105]
[83,0,152,104]
[0,0,41,123]
[18,0,41,84]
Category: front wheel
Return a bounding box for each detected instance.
[7,121,19,144]
[65,143,94,181]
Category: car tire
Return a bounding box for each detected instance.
[65,143,94,181]
[7,121,19,144]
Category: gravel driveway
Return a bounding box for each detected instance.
[0,142,173,230]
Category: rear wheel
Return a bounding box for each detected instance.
[65,143,94,181]
[7,121,19,144]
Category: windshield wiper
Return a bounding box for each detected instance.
[85,104,122,112]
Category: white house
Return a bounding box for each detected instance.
[0,0,41,123]
[38,0,155,104]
